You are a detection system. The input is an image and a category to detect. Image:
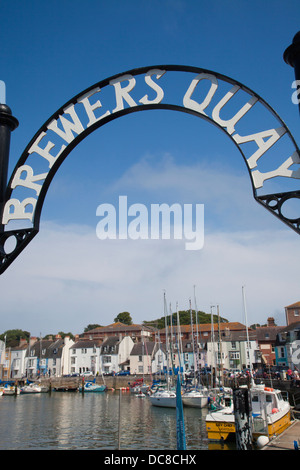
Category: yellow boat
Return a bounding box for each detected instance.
[205,384,291,443]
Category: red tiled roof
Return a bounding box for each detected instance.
[159,322,246,333]
[285,301,300,308]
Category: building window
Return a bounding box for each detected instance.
[295,310,299,317]
[230,352,240,360]
[231,342,236,349]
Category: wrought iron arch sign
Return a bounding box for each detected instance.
[0,64,300,274]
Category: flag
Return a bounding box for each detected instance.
[176,375,186,450]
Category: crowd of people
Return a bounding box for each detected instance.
[221,367,300,387]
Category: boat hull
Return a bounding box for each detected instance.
[2,387,20,395]
[149,390,177,408]
[79,384,106,392]
[206,409,291,442]
[181,387,209,408]
[149,396,176,407]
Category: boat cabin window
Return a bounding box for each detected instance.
[252,395,259,402]
[266,394,273,403]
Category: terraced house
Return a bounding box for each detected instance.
[70,339,101,375]
[2,305,299,379]
[25,336,74,378]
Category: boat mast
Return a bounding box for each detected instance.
[176,302,184,377]
[217,305,223,387]
[169,302,176,376]
[164,291,170,389]
[189,299,197,385]
[193,286,200,384]
[210,305,216,388]
[242,286,251,370]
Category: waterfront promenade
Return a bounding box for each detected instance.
[39,374,150,391]
[262,420,300,450]
[36,374,300,393]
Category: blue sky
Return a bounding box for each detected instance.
[0,0,299,336]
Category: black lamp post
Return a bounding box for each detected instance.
[284,31,300,114]
[0,103,18,233]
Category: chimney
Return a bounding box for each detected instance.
[30,337,38,346]
[267,317,276,327]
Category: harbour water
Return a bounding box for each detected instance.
[0,389,230,450]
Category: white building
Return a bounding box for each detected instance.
[70,339,102,375]
[100,336,134,374]
[47,336,74,377]
[206,329,259,372]
[129,341,167,375]
[9,339,28,379]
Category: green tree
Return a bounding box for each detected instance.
[114,312,133,325]
[143,309,228,329]
[0,329,30,348]
[84,324,101,332]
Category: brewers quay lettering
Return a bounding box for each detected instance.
[3,67,300,227]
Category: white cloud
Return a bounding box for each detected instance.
[0,217,298,336]
[1,154,298,336]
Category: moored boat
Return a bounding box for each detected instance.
[205,384,291,443]
[21,383,42,394]
[149,388,177,407]
[79,381,107,392]
[2,384,21,395]
[182,387,209,408]
[130,378,150,395]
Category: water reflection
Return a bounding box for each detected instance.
[0,391,230,450]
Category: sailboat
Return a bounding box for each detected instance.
[21,382,43,394]
[79,362,107,392]
[149,293,177,408]
[182,387,209,408]
[79,380,106,392]
[181,293,209,409]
